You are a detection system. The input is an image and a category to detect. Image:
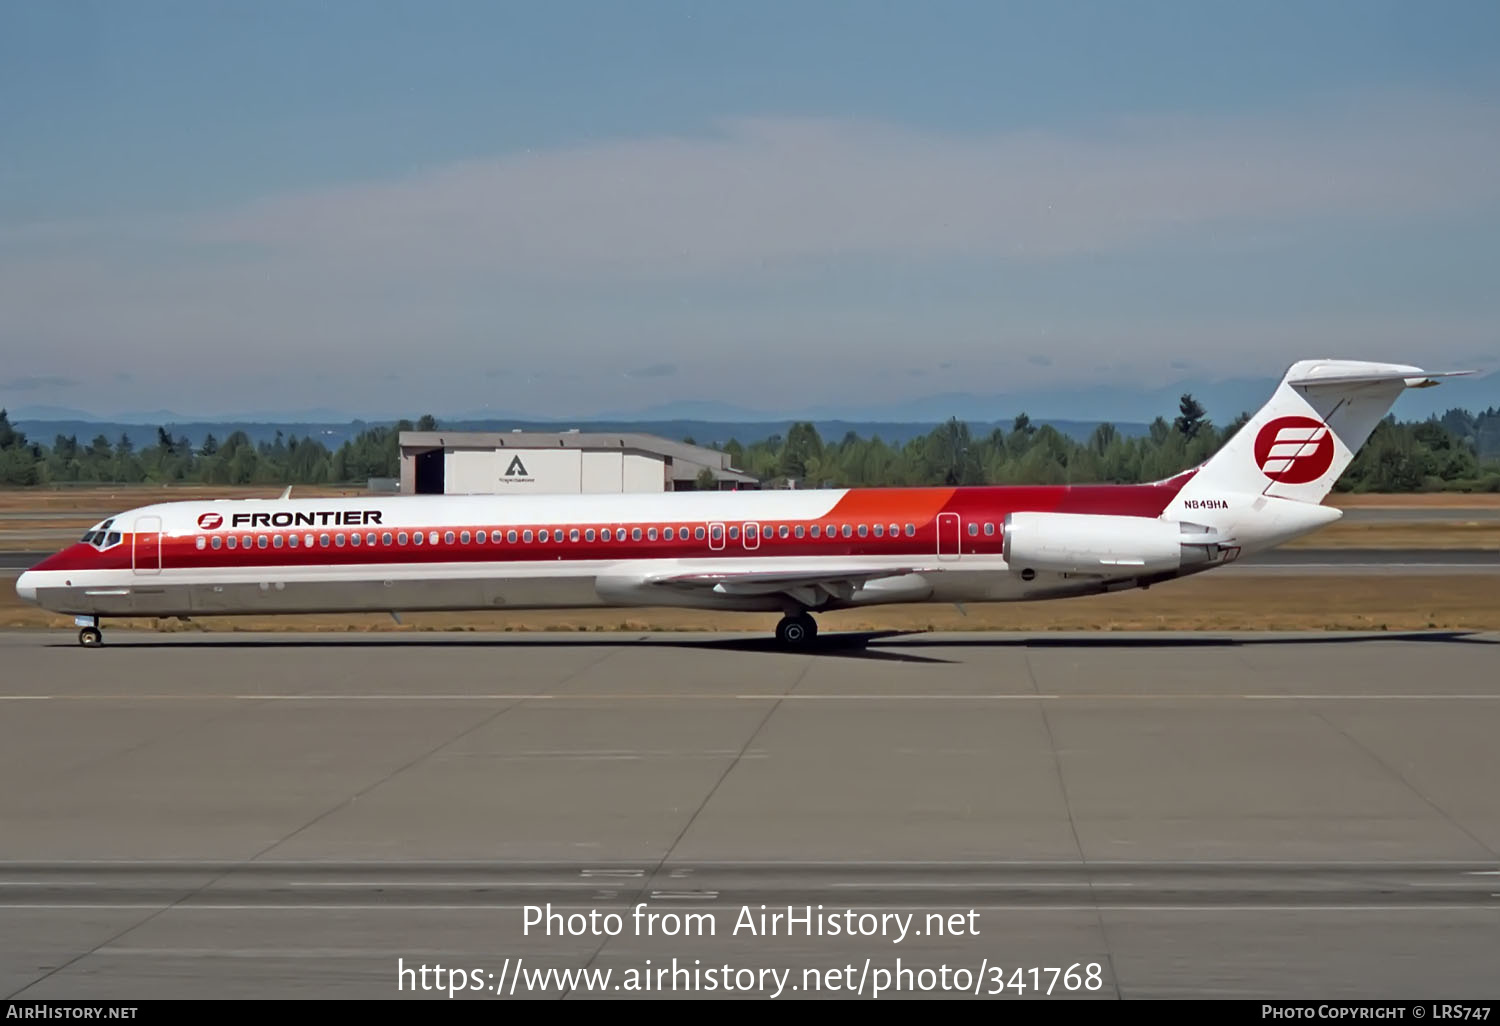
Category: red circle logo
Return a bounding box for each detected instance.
[197,512,223,530]
[1254,416,1335,484]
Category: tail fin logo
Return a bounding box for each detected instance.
[1254,416,1335,484]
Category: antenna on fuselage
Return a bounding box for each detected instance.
[279,486,292,499]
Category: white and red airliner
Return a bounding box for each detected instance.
[15,359,1467,647]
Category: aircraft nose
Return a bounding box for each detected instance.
[15,570,38,604]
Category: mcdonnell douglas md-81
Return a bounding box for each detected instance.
[15,359,1470,647]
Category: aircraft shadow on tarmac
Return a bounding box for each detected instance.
[58,627,1496,661]
[78,629,955,663]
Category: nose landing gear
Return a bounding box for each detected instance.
[774,611,818,648]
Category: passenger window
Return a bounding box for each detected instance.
[585,528,596,542]
[827,524,837,538]
[445,531,455,544]
[212,536,222,550]
[728,526,739,539]
[647,527,658,541]
[397,532,408,545]
[694,526,705,540]
[841,524,852,538]
[600,528,611,541]
[351,533,361,546]
[522,530,533,543]
[508,530,518,543]
[334,534,345,547]
[873,524,884,537]
[664,527,675,540]
[196,536,206,550]
[746,524,757,540]
[414,532,424,545]
[810,525,820,538]
[905,524,915,536]
[274,534,285,548]
[858,524,868,537]
[984,523,995,536]
[632,528,642,541]
[460,531,470,544]
[227,536,237,549]
[429,531,439,545]
[258,535,269,548]
[304,534,314,547]
[711,524,723,540]
[967,522,978,536]
[795,525,805,538]
[570,528,580,541]
[679,525,689,538]
[289,534,299,548]
[778,525,788,539]
[319,534,330,547]
[889,523,898,537]
[539,529,550,542]
[383,532,393,545]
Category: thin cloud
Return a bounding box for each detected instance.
[621,362,677,379]
[191,90,1500,280]
[1,374,78,391]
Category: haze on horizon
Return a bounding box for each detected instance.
[3,1,1499,422]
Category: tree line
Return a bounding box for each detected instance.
[2,401,1499,492]
[718,398,1500,493]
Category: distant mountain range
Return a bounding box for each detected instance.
[8,370,1497,450]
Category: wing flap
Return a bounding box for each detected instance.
[649,566,931,597]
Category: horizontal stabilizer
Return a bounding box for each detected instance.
[1285,363,1476,390]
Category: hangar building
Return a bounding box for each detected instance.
[397,430,760,495]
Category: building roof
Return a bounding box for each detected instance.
[398,431,759,484]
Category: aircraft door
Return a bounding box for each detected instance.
[132,516,162,575]
[936,512,961,561]
[742,522,760,550]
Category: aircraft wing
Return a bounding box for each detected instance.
[647,565,933,604]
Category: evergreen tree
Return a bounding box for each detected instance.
[1174,393,1208,439]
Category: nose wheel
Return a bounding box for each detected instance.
[774,612,818,648]
[78,626,103,647]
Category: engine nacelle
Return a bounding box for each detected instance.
[1002,512,1215,576]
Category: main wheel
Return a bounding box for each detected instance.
[78,626,103,647]
[775,612,818,648]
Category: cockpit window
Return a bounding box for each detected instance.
[80,518,123,550]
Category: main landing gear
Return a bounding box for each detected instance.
[76,617,103,647]
[774,611,818,648]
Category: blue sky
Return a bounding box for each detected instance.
[3,1,1499,419]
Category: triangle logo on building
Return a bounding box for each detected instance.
[505,455,529,477]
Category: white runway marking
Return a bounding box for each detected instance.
[4,692,1499,702]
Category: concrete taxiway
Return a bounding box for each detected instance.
[2,629,1498,1000]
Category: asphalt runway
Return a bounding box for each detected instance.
[2,629,1498,1000]
[2,548,1498,574]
